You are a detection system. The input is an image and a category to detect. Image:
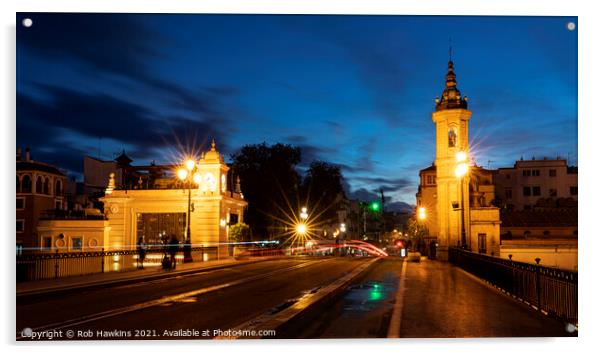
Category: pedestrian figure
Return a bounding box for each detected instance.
[168,234,179,270]
[136,236,146,269]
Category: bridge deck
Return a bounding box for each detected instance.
[398,260,574,337]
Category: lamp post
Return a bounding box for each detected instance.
[177,159,201,263]
[455,151,469,249]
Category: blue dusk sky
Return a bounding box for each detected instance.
[16,14,577,207]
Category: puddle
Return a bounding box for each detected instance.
[342,281,392,312]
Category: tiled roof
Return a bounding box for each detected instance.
[501,209,577,227]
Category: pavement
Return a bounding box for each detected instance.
[397,259,574,337]
[16,256,270,297]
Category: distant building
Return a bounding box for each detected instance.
[494,158,578,211]
[499,209,577,270]
[16,148,67,253]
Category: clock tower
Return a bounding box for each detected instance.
[432,60,471,260]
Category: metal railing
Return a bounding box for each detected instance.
[449,247,577,325]
[16,246,218,282]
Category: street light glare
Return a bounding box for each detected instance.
[177,168,188,181]
[418,207,427,220]
[296,223,307,235]
[193,172,202,185]
[185,159,196,171]
[456,151,467,162]
[455,162,469,178]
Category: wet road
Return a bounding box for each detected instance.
[291,258,573,338]
[17,257,372,340]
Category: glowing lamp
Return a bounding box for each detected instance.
[177,168,188,181]
[193,172,202,185]
[455,163,469,178]
[185,159,196,171]
[456,151,468,162]
[296,223,307,235]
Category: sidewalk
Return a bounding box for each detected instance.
[17,257,269,297]
[398,260,574,337]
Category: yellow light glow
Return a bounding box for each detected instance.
[418,207,427,220]
[193,172,202,185]
[177,168,188,181]
[455,163,469,178]
[296,223,307,235]
[185,159,196,171]
[456,151,468,162]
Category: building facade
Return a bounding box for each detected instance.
[494,158,578,211]
[416,60,501,260]
[16,148,67,252]
[100,141,247,258]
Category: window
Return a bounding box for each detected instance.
[570,186,578,195]
[448,127,458,147]
[549,188,557,197]
[532,170,540,177]
[55,201,62,210]
[71,237,83,251]
[16,220,24,233]
[523,186,531,196]
[43,177,50,195]
[16,244,23,256]
[43,237,52,250]
[36,176,43,194]
[549,169,557,177]
[478,233,487,254]
[504,188,512,199]
[21,175,31,193]
[16,176,21,193]
[55,180,62,195]
[532,186,541,196]
[522,170,531,177]
[16,198,25,209]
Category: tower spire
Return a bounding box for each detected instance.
[435,51,468,111]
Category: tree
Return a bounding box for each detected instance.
[229,223,250,243]
[405,216,429,252]
[301,161,345,227]
[231,143,302,240]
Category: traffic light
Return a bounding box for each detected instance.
[370,201,380,212]
[395,240,405,248]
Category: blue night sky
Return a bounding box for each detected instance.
[16,14,577,207]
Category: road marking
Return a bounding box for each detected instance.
[387,259,407,338]
[17,258,332,339]
[216,257,381,339]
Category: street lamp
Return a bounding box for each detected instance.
[300,207,308,220]
[455,151,469,250]
[418,207,427,221]
[177,158,201,263]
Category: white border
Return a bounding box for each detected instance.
[3,1,600,354]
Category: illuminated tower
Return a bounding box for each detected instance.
[432,59,471,260]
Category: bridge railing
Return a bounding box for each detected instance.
[16,246,218,282]
[449,247,577,325]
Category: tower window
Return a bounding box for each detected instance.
[532,170,540,177]
[549,169,557,177]
[522,170,531,177]
[448,127,458,147]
